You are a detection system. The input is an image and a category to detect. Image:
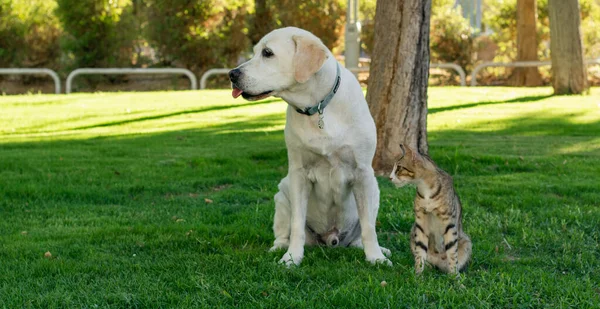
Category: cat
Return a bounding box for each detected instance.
[389,144,472,275]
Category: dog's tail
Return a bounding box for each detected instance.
[427,233,472,273]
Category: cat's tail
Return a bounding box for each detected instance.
[427,233,472,273]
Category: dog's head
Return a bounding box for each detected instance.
[229,27,330,101]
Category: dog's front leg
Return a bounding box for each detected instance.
[279,168,311,266]
[352,165,392,266]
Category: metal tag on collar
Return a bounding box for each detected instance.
[317,101,324,129]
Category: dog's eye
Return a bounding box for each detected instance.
[262,48,274,58]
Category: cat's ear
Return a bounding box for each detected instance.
[402,143,424,166]
[398,144,407,160]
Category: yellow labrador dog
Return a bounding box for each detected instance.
[229,27,390,266]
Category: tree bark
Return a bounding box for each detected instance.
[366,0,431,175]
[548,0,588,94]
[509,0,543,86]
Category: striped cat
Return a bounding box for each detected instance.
[389,144,472,275]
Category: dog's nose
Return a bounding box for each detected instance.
[229,69,242,83]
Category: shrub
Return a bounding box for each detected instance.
[247,0,346,53]
[144,0,250,76]
[430,0,475,73]
[0,0,23,67]
[0,0,61,69]
[359,0,376,55]
[55,0,137,69]
[274,0,346,52]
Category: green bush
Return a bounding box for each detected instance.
[359,0,376,55]
[0,0,61,69]
[55,0,137,69]
[248,0,346,53]
[274,0,346,52]
[144,0,250,76]
[0,0,23,67]
[430,0,474,72]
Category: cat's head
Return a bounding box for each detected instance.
[389,143,432,188]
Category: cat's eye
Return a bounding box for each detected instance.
[396,168,404,175]
[262,48,274,58]
[396,165,414,176]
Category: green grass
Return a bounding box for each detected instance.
[1,87,599,308]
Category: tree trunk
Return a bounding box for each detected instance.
[250,0,273,45]
[366,0,431,175]
[509,0,543,86]
[548,0,588,94]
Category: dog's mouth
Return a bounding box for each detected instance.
[232,87,273,101]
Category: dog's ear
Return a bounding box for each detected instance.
[292,35,329,83]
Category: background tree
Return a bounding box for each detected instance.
[548,0,588,94]
[249,0,275,45]
[366,0,431,174]
[509,0,543,86]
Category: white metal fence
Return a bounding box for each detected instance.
[3,60,600,94]
[0,68,61,94]
[66,68,197,94]
[200,68,230,90]
[199,63,468,89]
[471,59,600,86]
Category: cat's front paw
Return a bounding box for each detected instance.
[415,256,426,275]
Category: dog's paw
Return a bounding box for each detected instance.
[269,239,289,252]
[380,246,392,257]
[269,244,287,252]
[366,254,392,266]
[278,251,303,267]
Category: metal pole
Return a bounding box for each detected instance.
[345,0,361,75]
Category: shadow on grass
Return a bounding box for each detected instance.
[2,99,598,158]
[429,94,553,114]
[69,99,279,131]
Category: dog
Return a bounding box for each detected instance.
[229,27,390,266]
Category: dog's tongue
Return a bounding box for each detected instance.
[232,88,243,99]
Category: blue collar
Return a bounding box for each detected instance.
[295,63,341,116]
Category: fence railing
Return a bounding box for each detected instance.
[471,59,600,86]
[66,68,197,94]
[4,60,599,94]
[200,68,231,90]
[199,63,468,89]
[0,68,61,94]
[431,63,466,86]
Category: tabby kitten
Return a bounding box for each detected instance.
[389,144,472,275]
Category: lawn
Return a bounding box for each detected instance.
[1,87,599,308]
